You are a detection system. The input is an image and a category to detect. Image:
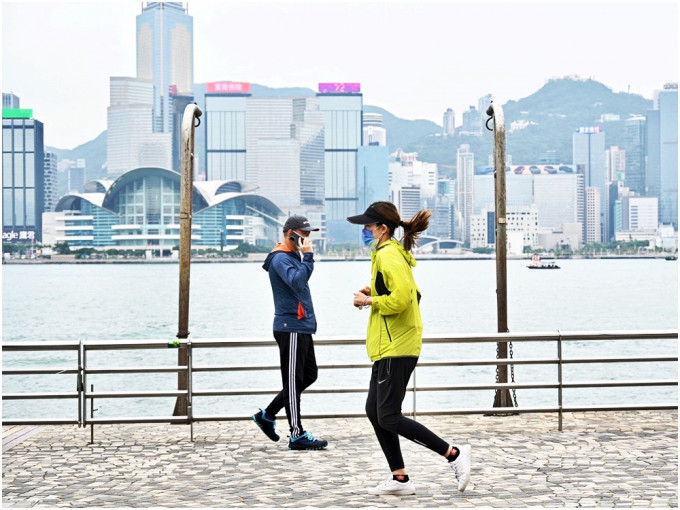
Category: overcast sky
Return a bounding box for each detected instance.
[2,0,678,149]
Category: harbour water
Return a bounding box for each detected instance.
[2,258,677,420]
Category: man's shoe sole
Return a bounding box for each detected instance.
[252,415,279,442]
[288,443,327,450]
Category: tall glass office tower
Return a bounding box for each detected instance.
[657,84,678,228]
[2,108,44,242]
[318,85,362,242]
[573,128,607,242]
[136,2,193,134]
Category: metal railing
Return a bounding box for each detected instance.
[2,330,677,440]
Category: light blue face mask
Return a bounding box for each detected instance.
[362,228,380,250]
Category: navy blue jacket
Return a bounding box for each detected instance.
[262,244,317,334]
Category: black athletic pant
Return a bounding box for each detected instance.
[366,356,450,471]
[265,331,318,438]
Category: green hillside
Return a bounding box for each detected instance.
[406,78,653,172]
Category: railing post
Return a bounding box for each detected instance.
[174,103,202,417]
[90,384,96,444]
[77,339,83,427]
[188,338,194,441]
[557,332,563,431]
[82,343,88,430]
[486,102,514,412]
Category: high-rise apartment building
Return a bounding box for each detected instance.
[442,108,455,136]
[460,106,482,136]
[2,107,45,242]
[477,94,492,116]
[67,159,86,192]
[136,2,194,134]
[43,151,58,213]
[573,127,607,241]
[623,116,646,194]
[647,83,678,228]
[389,150,437,201]
[107,77,172,177]
[455,144,474,243]
[585,186,601,243]
[606,145,626,183]
[318,83,362,242]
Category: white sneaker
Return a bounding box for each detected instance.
[368,477,416,495]
[449,444,471,492]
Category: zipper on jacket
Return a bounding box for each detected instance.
[383,316,393,342]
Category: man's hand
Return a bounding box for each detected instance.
[299,236,314,254]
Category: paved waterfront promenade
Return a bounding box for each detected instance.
[3,410,677,508]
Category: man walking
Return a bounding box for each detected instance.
[253,215,328,450]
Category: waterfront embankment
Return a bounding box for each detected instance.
[2,410,677,507]
[3,253,675,264]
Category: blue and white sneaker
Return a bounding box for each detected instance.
[252,409,279,442]
[288,431,328,450]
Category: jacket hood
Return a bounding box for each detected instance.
[376,239,417,267]
[262,242,295,272]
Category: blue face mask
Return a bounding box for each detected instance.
[362,228,380,250]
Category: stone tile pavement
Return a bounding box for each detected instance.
[2,410,677,507]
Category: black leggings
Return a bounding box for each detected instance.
[366,357,449,471]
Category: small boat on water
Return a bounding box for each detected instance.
[665,254,678,261]
[527,254,560,269]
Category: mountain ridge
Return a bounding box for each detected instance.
[47,77,655,183]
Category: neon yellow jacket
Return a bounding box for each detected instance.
[366,239,423,361]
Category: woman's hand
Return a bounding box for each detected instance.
[359,286,371,296]
[353,290,372,309]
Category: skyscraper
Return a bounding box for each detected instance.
[654,83,678,228]
[460,106,482,136]
[2,107,45,242]
[573,127,607,242]
[442,108,455,136]
[606,145,626,183]
[455,144,474,243]
[136,2,193,134]
[106,77,172,176]
[317,83,362,242]
[623,116,646,195]
[43,152,58,213]
[363,113,387,146]
[202,82,251,181]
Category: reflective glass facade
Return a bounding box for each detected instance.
[53,168,282,250]
[318,93,362,242]
[2,117,44,242]
[205,95,248,181]
[136,2,193,134]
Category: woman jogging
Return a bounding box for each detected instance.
[347,201,471,496]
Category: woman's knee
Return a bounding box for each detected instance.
[377,411,401,433]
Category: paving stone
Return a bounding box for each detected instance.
[2,411,677,507]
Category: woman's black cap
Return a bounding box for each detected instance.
[347,204,397,229]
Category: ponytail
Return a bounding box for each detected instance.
[401,209,431,252]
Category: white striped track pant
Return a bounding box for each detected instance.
[265,331,318,438]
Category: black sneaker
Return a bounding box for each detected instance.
[252,409,279,442]
[288,431,328,450]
